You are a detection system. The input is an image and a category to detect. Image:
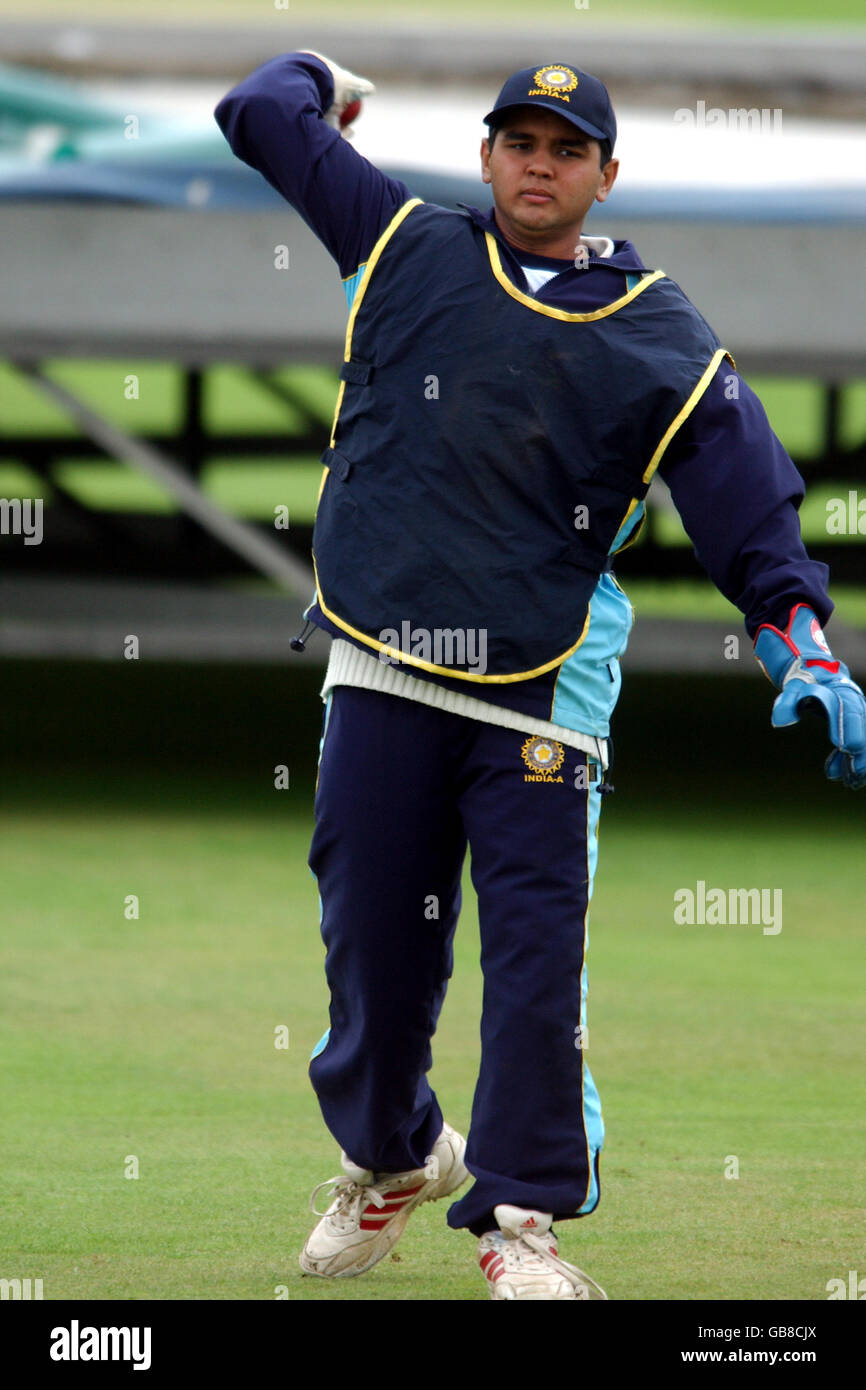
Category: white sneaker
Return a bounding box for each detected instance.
[299,1121,469,1277]
[478,1204,609,1301]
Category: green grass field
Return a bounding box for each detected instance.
[2,737,864,1302]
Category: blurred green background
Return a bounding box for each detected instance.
[2,0,865,25]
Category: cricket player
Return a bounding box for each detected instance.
[215,54,866,1300]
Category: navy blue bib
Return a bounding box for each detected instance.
[312,199,728,680]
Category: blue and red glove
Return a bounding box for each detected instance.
[754,603,866,789]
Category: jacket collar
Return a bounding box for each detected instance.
[456,202,649,273]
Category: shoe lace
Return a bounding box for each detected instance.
[519,1233,609,1301]
[309,1175,387,1222]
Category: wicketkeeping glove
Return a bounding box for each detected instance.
[754,602,866,789]
[300,51,376,138]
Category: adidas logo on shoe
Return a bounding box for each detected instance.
[478,1204,608,1301]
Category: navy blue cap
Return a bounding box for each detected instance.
[483,64,616,151]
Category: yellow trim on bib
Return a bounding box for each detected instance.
[486,235,665,320]
[319,198,426,504]
[312,554,593,684]
[341,198,424,374]
[315,461,329,507]
[327,196,424,450]
[601,347,731,563]
[641,347,732,485]
[612,510,646,555]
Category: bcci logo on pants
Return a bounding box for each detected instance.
[521,737,565,782]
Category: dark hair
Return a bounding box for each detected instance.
[487,120,611,169]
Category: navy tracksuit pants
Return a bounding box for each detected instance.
[307,684,606,1237]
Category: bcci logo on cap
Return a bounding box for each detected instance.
[521,736,565,782]
[529,66,579,103]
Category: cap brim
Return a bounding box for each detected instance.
[483,100,608,144]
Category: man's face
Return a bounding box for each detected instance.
[480,106,618,258]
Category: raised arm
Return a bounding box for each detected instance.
[214,51,413,280]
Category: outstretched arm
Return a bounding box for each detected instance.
[658,365,866,787]
[658,365,831,636]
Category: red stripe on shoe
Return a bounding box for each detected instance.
[479,1250,500,1274]
[382,1185,423,1199]
[363,1198,411,1218]
[480,1255,505,1282]
[359,1218,391,1230]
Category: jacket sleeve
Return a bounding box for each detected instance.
[657,364,833,639]
[214,51,413,279]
